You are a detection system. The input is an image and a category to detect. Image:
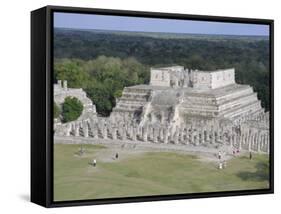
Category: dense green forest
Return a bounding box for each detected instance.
[54,28,270,115]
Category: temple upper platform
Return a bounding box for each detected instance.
[150,66,235,90]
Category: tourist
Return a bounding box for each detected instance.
[233,149,236,156]
[249,152,252,160]
[115,153,119,159]
[218,151,222,160]
[93,159,97,167]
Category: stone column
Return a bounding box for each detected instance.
[75,123,80,137]
[143,126,148,142]
[83,121,89,138]
[215,130,219,143]
[239,134,243,150]
[103,125,108,139]
[163,128,168,144]
[65,123,72,136]
[248,132,253,151]
[148,126,153,141]
[237,133,241,149]
[233,134,237,149]
[211,130,215,144]
[127,126,131,139]
[205,129,210,143]
[153,127,158,143]
[159,127,164,142]
[174,129,179,144]
[180,127,185,143]
[112,127,117,140]
[122,126,126,140]
[185,128,190,145]
[132,127,137,141]
[243,131,248,148]
[254,132,258,151]
[190,128,194,145]
[257,132,261,153]
[189,131,194,145]
[200,131,204,144]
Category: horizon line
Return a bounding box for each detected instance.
[54,27,269,38]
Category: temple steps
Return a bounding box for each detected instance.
[112,86,152,114]
[219,100,262,119]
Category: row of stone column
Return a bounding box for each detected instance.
[56,120,270,153]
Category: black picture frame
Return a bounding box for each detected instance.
[31,5,274,208]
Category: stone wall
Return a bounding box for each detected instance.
[210,68,235,89]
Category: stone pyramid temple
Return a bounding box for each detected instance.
[110,66,264,126]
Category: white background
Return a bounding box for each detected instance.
[0,0,279,212]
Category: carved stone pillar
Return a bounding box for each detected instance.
[174,129,179,144]
[180,127,185,143]
[153,127,158,143]
[75,122,80,137]
[132,127,137,141]
[83,121,89,138]
[111,127,116,140]
[163,128,168,144]
[65,123,72,136]
[143,126,148,142]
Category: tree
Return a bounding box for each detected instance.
[54,59,90,88]
[85,85,113,117]
[54,102,60,119]
[62,97,83,122]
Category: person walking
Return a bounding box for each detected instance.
[93,159,97,167]
[115,153,119,159]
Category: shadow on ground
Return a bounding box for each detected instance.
[236,162,269,182]
[19,194,30,202]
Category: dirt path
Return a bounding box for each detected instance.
[56,136,246,163]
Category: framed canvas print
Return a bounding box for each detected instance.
[31,5,274,207]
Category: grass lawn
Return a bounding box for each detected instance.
[54,144,269,201]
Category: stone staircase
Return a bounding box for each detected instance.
[113,86,152,113]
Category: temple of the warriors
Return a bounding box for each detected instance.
[54,66,270,154]
[111,66,264,126]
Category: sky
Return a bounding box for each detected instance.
[54,12,269,36]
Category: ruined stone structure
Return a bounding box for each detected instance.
[54,66,270,154]
[54,80,97,121]
[111,66,264,127]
